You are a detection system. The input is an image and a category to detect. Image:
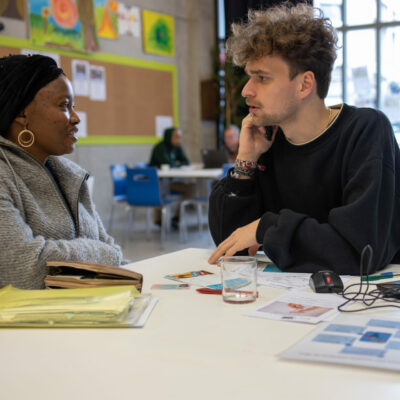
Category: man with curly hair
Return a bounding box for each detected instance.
[208,3,400,275]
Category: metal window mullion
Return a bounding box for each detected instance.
[376,0,381,109]
[342,0,347,103]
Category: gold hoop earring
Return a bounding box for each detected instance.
[17,129,35,148]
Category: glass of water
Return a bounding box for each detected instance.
[220,256,257,304]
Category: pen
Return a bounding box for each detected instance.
[196,288,222,294]
[361,272,397,281]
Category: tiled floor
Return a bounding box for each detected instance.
[107,207,216,263]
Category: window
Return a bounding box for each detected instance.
[315,0,400,141]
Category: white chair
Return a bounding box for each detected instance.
[179,197,208,242]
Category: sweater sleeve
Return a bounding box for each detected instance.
[0,192,123,289]
[208,175,263,249]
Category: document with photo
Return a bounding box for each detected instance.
[245,290,344,324]
[280,314,400,371]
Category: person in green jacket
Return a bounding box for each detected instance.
[149,127,193,228]
[149,127,189,168]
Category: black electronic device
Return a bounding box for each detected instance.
[201,149,229,169]
[309,270,344,293]
[376,281,400,299]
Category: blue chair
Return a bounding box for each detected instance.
[134,162,149,168]
[108,163,128,231]
[125,167,179,248]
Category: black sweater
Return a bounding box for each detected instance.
[208,104,400,275]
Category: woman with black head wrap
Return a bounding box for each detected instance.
[0,54,123,289]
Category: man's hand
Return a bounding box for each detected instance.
[237,114,276,162]
[208,219,262,264]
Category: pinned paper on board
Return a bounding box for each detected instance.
[89,65,106,101]
[21,48,60,65]
[155,115,173,138]
[72,59,90,97]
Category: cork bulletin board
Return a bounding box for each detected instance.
[0,38,178,145]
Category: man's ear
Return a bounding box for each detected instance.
[298,70,315,98]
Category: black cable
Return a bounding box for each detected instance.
[338,244,400,312]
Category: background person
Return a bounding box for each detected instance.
[208,3,400,275]
[149,127,193,228]
[0,54,123,289]
[149,127,189,168]
[221,124,240,163]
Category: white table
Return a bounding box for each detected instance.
[157,167,223,198]
[157,167,223,179]
[2,248,400,400]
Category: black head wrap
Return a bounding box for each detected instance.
[0,54,64,136]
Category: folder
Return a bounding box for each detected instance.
[45,261,143,292]
[0,284,157,328]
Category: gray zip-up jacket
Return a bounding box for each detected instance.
[0,136,123,289]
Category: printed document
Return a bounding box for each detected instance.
[280,314,400,371]
[245,290,344,324]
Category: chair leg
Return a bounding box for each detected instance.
[160,206,167,249]
[145,208,152,241]
[197,203,203,234]
[179,201,187,242]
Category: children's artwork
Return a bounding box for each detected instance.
[142,9,174,56]
[0,0,25,20]
[280,314,400,371]
[29,0,99,52]
[117,3,140,37]
[95,0,118,39]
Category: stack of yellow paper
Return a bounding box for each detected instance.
[0,284,142,327]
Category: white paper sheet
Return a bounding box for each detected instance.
[155,116,173,138]
[72,59,90,97]
[245,290,345,324]
[280,314,400,371]
[21,49,60,66]
[89,65,106,101]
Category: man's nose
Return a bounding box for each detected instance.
[242,79,254,98]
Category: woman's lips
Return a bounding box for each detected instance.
[67,129,78,142]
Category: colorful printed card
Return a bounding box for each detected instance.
[164,270,249,291]
[165,270,220,288]
[151,284,189,290]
